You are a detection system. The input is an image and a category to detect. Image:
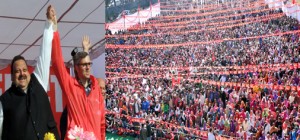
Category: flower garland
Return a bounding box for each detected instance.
[44,132,56,140]
[67,125,96,140]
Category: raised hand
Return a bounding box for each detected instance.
[82,35,91,52]
[46,5,57,31]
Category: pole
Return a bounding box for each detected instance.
[150,0,152,18]
[123,2,125,31]
[138,2,140,25]
[197,0,199,13]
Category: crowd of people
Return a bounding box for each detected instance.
[105,0,300,139]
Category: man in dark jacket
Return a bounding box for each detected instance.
[146,121,152,140]
[0,5,60,140]
[140,124,148,140]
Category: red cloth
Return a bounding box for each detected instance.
[172,76,180,88]
[52,32,106,140]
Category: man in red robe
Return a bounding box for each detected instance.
[51,19,105,139]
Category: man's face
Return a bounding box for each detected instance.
[12,59,31,91]
[100,80,106,93]
[98,78,106,98]
[75,56,92,80]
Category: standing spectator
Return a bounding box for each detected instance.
[146,121,152,140]
[208,128,216,140]
[140,124,148,140]
[141,98,150,113]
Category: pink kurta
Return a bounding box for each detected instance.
[51,32,105,140]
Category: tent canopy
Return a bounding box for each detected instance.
[0,0,105,66]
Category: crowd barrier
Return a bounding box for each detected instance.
[106,111,241,139]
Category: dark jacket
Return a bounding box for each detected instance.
[146,123,152,137]
[0,74,60,140]
[140,127,147,140]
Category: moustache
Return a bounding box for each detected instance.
[18,75,27,80]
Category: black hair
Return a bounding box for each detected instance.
[11,55,27,74]
[71,47,89,65]
[71,47,89,79]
